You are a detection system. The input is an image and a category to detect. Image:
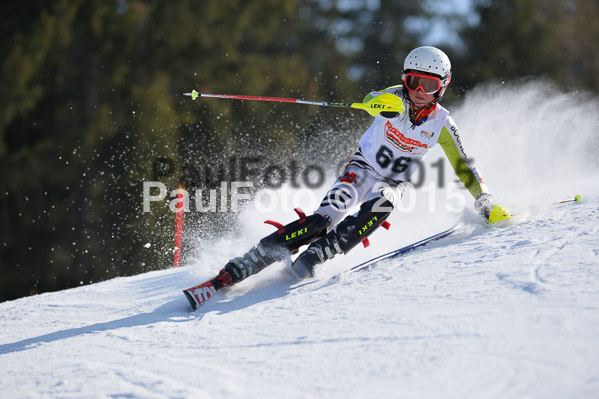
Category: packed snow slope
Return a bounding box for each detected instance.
[2,82,599,398]
[1,196,598,398]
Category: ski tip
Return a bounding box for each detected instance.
[575,194,582,202]
[182,290,198,311]
[182,280,219,311]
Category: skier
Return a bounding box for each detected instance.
[215,46,510,287]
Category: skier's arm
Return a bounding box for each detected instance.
[437,116,488,199]
[438,117,510,224]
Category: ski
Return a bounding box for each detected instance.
[183,223,465,311]
[183,278,222,311]
[182,196,582,311]
[349,222,465,273]
[347,195,582,273]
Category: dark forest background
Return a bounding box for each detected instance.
[1,0,598,302]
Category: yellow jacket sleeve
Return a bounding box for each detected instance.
[437,116,489,199]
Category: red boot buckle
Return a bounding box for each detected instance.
[217,270,233,287]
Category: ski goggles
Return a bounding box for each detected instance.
[404,72,449,94]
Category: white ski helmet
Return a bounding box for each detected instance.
[402,46,452,99]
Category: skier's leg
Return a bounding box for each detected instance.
[292,185,403,278]
[217,162,374,288]
[315,165,369,228]
[217,211,329,287]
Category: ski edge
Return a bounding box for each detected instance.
[182,223,465,310]
[349,222,465,273]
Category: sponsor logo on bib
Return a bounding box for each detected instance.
[385,121,427,153]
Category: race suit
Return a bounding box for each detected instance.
[315,85,489,228]
[219,84,493,284]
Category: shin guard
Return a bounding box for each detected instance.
[223,210,328,284]
[292,193,395,278]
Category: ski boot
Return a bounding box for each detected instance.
[218,208,329,286]
[291,193,394,278]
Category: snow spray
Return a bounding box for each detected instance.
[451,80,599,204]
[186,80,599,275]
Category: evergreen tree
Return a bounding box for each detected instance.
[457,0,599,93]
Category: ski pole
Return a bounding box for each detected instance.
[551,194,583,205]
[183,90,404,117]
[513,194,582,216]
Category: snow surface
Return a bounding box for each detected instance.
[2,82,599,398]
[2,198,598,398]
